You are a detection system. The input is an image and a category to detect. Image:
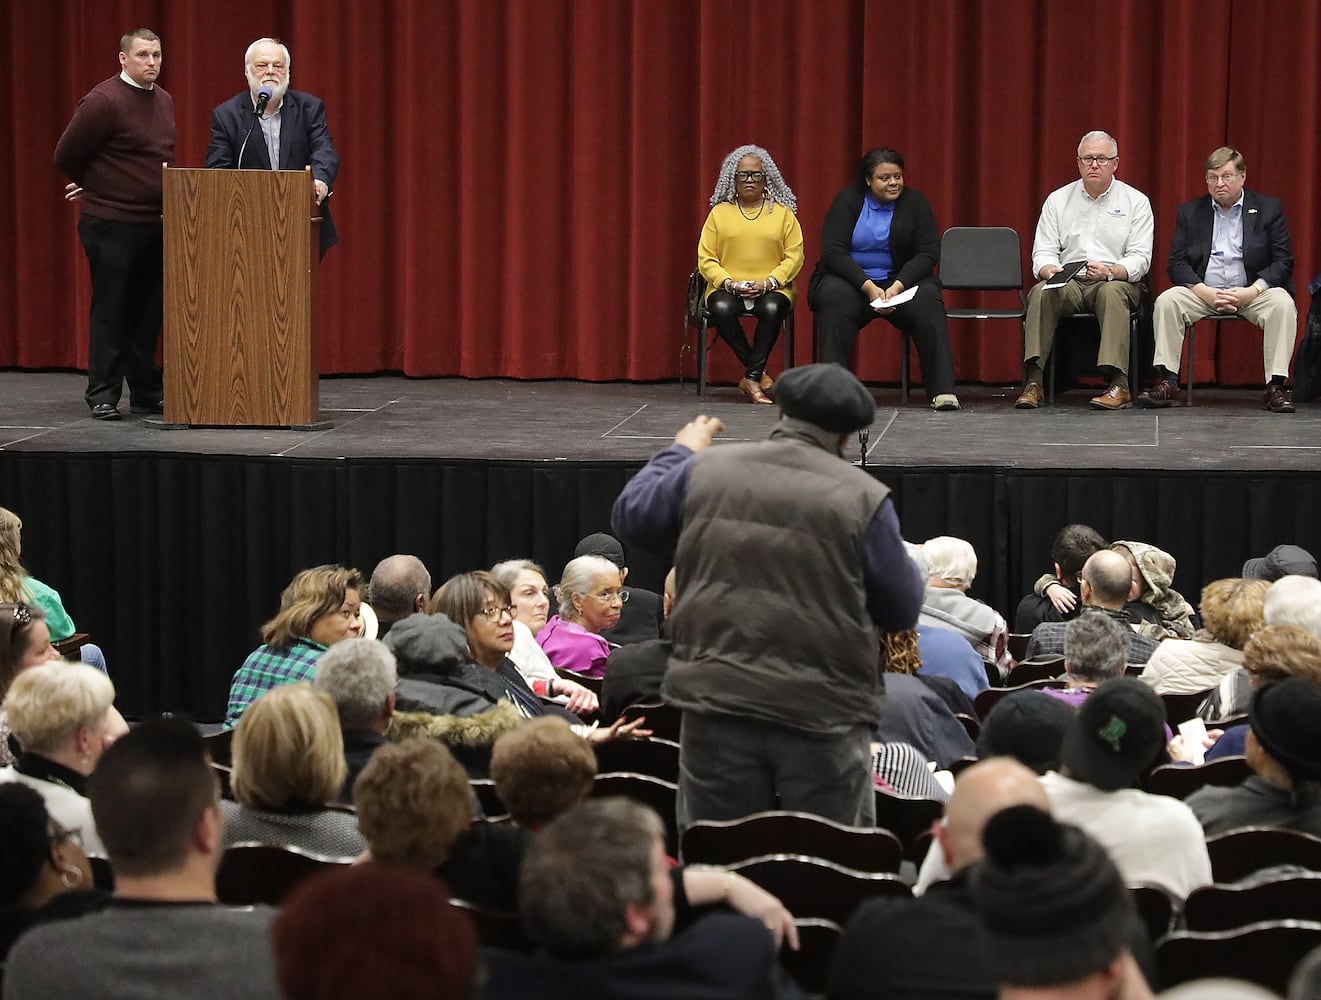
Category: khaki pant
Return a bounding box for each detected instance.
[1023,278,1140,374]
[1152,285,1297,382]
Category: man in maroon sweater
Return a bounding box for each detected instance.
[54,29,175,421]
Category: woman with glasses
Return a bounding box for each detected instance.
[489,560,599,716]
[697,144,804,404]
[808,147,959,410]
[536,556,624,678]
[0,782,107,961]
[0,662,120,856]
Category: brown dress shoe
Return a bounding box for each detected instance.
[1264,383,1296,413]
[1014,381,1043,409]
[738,377,773,404]
[1089,384,1133,410]
[1137,379,1180,408]
[758,373,775,394]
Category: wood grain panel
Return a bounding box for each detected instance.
[163,168,320,426]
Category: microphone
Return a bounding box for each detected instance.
[237,88,274,168]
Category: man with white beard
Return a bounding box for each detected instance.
[205,37,341,258]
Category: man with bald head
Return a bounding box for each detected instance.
[829,758,1048,999]
[367,554,431,639]
[1025,549,1160,664]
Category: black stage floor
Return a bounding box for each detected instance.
[3,372,1319,471]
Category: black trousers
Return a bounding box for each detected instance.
[706,289,790,378]
[77,214,165,408]
[810,273,956,397]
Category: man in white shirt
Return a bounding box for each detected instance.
[1016,130,1154,411]
[1138,147,1297,413]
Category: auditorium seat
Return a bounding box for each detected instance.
[725,853,910,925]
[680,810,903,873]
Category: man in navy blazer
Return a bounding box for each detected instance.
[205,38,339,259]
[1140,147,1297,412]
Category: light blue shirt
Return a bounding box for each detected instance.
[1205,193,1247,289]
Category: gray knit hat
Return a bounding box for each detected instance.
[972,805,1134,987]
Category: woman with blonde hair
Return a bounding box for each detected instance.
[226,564,364,726]
[697,144,804,403]
[224,682,365,857]
[1138,577,1269,696]
[0,508,106,672]
[0,662,120,855]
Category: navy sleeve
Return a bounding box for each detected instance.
[610,444,696,557]
[860,499,924,631]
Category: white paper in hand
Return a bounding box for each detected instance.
[871,285,919,310]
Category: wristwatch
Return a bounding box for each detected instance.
[1106,267,1114,282]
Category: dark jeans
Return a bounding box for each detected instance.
[809,273,956,397]
[706,289,790,378]
[77,214,165,409]
[677,710,875,831]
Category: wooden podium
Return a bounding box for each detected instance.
[161,166,326,428]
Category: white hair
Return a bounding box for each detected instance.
[555,555,619,619]
[1264,575,1321,638]
[244,37,291,70]
[1077,130,1118,157]
[312,638,398,730]
[4,662,115,755]
[923,536,978,590]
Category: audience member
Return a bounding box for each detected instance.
[0,602,64,766]
[0,662,118,855]
[353,738,473,869]
[1204,625,1321,756]
[1188,678,1321,836]
[0,783,107,961]
[573,532,664,646]
[225,682,365,857]
[916,623,989,700]
[1138,578,1267,695]
[274,862,478,1000]
[612,364,922,829]
[1042,612,1130,707]
[226,564,364,726]
[431,572,593,719]
[875,629,976,769]
[1015,129,1153,412]
[276,862,476,1000]
[977,692,1076,775]
[600,567,676,720]
[491,558,599,712]
[1244,544,1317,581]
[537,555,622,678]
[0,508,107,672]
[1014,523,1108,634]
[481,797,805,999]
[366,554,431,639]
[1109,540,1197,637]
[971,806,1154,1000]
[1042,678,1211,897]
[830,758,1049,999]
[490,717,597,829]
[1026,550,1160,664]
[4,717,281,999]
[1262,574,1321,637]
[918,535,1011,679]
[311,637,397,798]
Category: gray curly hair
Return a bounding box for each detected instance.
[709,144,797,215]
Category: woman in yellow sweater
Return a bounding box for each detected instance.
[697,145,804,404]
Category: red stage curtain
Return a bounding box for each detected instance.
[4,0,1318,387]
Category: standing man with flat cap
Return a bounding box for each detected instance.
[612,362,924,827]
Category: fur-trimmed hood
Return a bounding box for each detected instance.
[387,701,524,748]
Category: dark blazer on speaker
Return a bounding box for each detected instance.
[205,89,340,257]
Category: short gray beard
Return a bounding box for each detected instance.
[245,68,290,106]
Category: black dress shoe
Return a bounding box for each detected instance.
[1264,384,1296,413]
[130,398,165,414]
[1137,379,1180,408]
[91,403,122,421]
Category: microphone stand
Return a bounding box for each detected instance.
[236,93,269,168]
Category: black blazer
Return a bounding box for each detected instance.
[1166,189,1293,294]
[205,89,340,256]
[809,186,941,297]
